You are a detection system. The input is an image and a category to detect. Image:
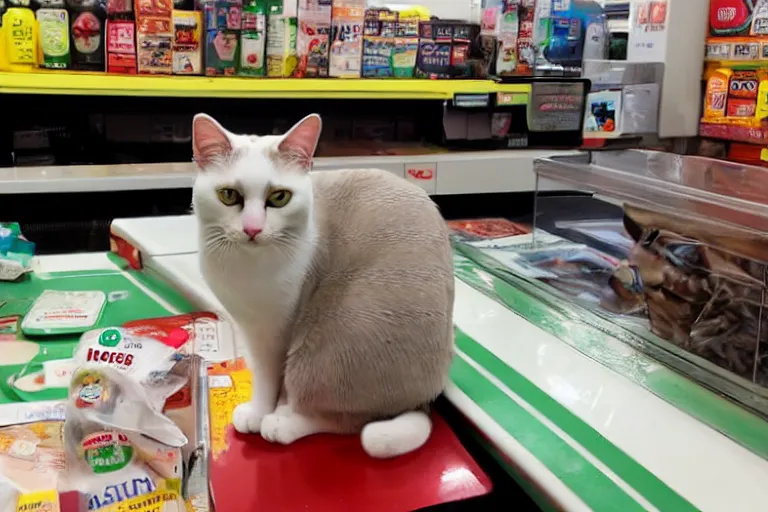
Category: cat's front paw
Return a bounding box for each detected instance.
[260,413,306,445]
[232,401,270,434]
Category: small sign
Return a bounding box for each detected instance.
[527,81,586,132]
[453,94,490,108]
[496,92,528,106]
[405,163,437,195]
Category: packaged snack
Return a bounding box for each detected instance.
[72,325,188,392]
[1,7,39,71]
[63,323,193,511]
[172,10,202,74]
[107,19,137,73]
[205,29,239,75]
[265,0,297,76]
[37,8,71,69]
[239,0,266,75]
[138,17,172,74]
[70,9,106,71]
[362,8,394,78]
[295,0,330,77]
[329,0,363,77]
[21,290,107,336]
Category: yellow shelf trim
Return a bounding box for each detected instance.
[0,72,530,100]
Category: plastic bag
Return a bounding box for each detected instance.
[64,325,191,511]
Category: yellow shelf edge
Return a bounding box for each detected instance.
[0,72,531,100]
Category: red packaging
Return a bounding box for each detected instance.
[106,20,137,73]
[135,0,171,17]
[726,97,756,117]
[709,0,752,36]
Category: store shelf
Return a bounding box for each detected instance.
[0,150,580,195]
[0,72,531,101]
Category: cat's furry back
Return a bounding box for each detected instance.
[192,114,454,458]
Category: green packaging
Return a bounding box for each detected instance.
[239,0,266,76]
[205,30,239,76]
[36,8,70,69]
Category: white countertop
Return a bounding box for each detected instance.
[112,213,768,512]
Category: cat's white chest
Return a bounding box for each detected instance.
[200,247,303,336]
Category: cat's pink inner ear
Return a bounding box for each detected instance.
[193,114,232,168]
[277,114,322,170]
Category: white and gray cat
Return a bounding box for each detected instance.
[191,113,455,458]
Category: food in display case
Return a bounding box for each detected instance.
[514,150,768,417]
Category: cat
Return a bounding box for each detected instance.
[191,113,455,458]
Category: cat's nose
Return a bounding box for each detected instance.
[243,227,262,240]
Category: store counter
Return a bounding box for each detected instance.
[111,215,768,512]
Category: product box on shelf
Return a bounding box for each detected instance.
[295,0,330,77]
[1,7,39,71]
[266,0,297,77]
[107,19,137,72]
[362,7,395,77]
[206,29,239,74]
[68,0,107,71]
[137,16,172,73]
[37,8,71,69]
[393,9,420,77]
[329,0,364,77]
[416,20,482,79]
[528,150,768,418]
[239,0,266,75]
[172,10,202,73]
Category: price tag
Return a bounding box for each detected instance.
[527,82,586,132]
[405,163,437,195]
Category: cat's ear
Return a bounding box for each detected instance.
[277,114,322,171]
[193,114,232,169]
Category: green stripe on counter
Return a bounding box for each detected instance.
[450,356,647,512]
[452,251,768,462]
[456,329,698,512]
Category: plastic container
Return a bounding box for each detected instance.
[528,150,768,417]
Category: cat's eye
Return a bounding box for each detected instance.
[217,188,243,206]
[267,190,292,208]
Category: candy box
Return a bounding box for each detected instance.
[206,29,239,75]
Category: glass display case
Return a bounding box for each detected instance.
[454,150,768,418]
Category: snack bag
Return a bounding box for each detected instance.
[64,324,191,511]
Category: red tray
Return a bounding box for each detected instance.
[210,412,492,511]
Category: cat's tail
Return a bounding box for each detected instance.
[361,410,432,458]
